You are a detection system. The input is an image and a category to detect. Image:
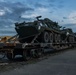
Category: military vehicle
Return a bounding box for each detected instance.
[15,16,62,43]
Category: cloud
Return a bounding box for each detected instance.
[49,11,54,13]
[58,4,64,8]
[47,0,57,3]
[49,0,65,10]
[61,23,76,32]
[35,3,47,8]
[68,11,76,23]
[38,8,48,12]
[59,0,64,4]
[63,23,76,27]
[21,7,50,20]
[49,3,55,7]
[21,13,39,18]
[0,1,36,36]
[0,1,34,27]
[0,10,5,16]
[63,17,68,19]
[0,0,6,2]
[63,23,76,31]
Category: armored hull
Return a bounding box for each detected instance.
[15,25,39,43]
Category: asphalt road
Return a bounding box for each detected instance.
[1,48,76,75]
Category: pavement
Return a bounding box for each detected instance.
[1,48,76,75]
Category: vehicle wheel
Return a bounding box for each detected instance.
[49,33,53,43]
[34,49,43,58]
[23,50,31,60]
[43,32,49,43]
[55,34,58,43]
[0,52,5,59]
[6,53,14,60]
[72,36,75,42]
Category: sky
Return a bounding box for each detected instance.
[0,0,76,36]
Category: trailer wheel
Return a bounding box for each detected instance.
[55,34,58,43]
[30,49,43,58]
[43,32,49,43]
[6,53,14,60]
[49,33,53,43]
[34,49,43,58]
[23,50,31,60]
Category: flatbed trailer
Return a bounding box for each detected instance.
[0,31,75,60]
[0,40,75,60]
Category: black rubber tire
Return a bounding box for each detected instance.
[33,49,43,58]
[49,33,53,43]
[55,34,58,43]
[7,53,14,60]
[23,50,31,60]
[43,32,49,43]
